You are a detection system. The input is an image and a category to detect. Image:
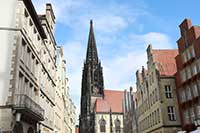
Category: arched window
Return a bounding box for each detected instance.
[115,118,121,133]
[99,118,106,133]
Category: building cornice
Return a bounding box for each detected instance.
[22,0,47,39]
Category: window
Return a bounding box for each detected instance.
[186,67,191,79]
[33,28,37,34]
[115,119,121,133]
[29,19,33,26]
[187,50,191,61]
[167,106,176,121]
[186,87,192,100]
[99,118,106,133]
[193,83,198,97]
[21,39,26,61]
[152,91,155,103]
[152,72,154,83]
[180,89,186,103]
[197,60,200,72]
[192,64,198,75]
[184,109,190,124]
[189,107,195,123]
[18,72,24,93]
[24,9,29,17]
[196,105,200,116]
[181,69,186,82]
[165,85,173,98]
[182,53,187,63]
[158,109,160,123]
[191,46,195,58]
[155,88,158,101]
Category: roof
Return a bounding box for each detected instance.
[95,90,124,113]
[152,49,178,76]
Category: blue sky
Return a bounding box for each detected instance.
[32,0,200,122]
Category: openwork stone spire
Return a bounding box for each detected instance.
[79,20,104,133]
[86,20,98,63]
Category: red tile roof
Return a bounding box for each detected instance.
[152,49,178,76]
[95,90,124,113]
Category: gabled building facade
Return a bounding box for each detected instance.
[175,18,200,132]
[123,87,138,133]
[136,45,181,133]
[55,46,76,133]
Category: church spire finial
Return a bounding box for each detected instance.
[86,20,98,63]
[90,19,93,26]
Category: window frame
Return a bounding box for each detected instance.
[167,106,176,121]
[165,85,173,98]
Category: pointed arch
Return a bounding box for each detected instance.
[99,117,106,133]
[115,118,121,133]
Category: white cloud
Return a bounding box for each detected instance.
[130,32,174,49]
[102,32,173,92]
[94,15,128,33]
[32,0,147,34]
[103,51,146,91]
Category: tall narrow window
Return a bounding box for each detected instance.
[115,119,121,133]
[180,89,186,103]
[191,46,195,58]
[99,118,106,133]
[186,67,192,79]
[158,109,160,123]
[192,64,198,75]
[165,85,173,98]
[196,105,200,117]
[21,39,26,62]
[186,87,192,100]
[193,83,198,97]
[155,88,158,101]
[184,109,190,124]
[181,69,186,82]
[167,106,176,121]
[190,107,195,123]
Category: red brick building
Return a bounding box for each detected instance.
[175,18,200,131]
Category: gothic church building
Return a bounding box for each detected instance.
[79,20,124,133]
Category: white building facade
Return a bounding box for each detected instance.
[0,1,76,133]
[55,46,76,133]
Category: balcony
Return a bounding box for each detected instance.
[13,94,44,121]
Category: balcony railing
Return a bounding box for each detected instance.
[13,94,44,121]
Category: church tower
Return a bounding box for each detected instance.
[79,20,104,133]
